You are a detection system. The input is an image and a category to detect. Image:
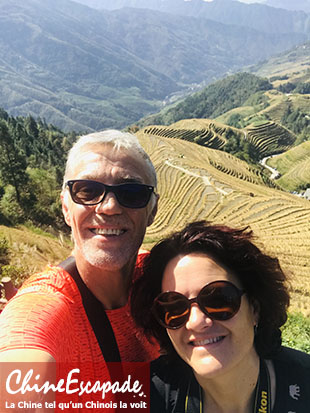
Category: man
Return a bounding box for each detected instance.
[0,130,159,406]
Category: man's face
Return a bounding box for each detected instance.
[62,145,158,271]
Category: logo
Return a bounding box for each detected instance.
[289,384,300,400]
[258,390,268,413]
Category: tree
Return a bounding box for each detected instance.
[25,115,39,139]
[0,120,28,204]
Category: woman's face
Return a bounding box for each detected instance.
[162,253,259,381]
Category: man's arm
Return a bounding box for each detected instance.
[0,348,55,362]
[0,349,56,412]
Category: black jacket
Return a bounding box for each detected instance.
[150,346,310,412]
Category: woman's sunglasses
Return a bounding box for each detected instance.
[152,280,245,329]
[66,179,154,209]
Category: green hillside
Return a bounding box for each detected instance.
[139,73,273,127]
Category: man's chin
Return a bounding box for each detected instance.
[80,247,136,272]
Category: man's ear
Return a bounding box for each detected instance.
[61,191,72,227]
[147,194,159,227]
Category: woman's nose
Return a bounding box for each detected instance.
[185,304,213,331]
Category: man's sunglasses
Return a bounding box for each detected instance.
[152,280,245,329]
[66,179,154,209]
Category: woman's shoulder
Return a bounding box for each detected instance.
[150,355,193,398]
[150,356,197,413]
[272,346,310,412]
[151,355,191,382]
[273,346,310,369]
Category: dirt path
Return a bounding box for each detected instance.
[165,160,230,195]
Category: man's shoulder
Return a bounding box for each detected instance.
[0,263,81,317]
[0,265,78,356]
[133,250,150,280]
[1,263,77,320]
[136,250,149,265]
[19,263,77,296]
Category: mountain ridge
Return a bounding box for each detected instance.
[75,0,310,34]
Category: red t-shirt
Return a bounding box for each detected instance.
[0,254,159,409]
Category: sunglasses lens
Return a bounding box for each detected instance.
[70,181,104,204]
[199,282,242,321]
[153,292,190,329]
[68,180,154,208]
[115,184,153,208]
[153,281,243,329]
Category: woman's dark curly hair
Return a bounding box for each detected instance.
[131,220,290,359]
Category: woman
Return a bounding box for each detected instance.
[131,221,310,412]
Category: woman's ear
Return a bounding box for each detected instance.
[251,298,260,326]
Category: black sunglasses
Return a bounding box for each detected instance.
[66,179,154,209]
[152,280,245,329]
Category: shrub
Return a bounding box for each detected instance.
[281,312,310,354]
[1,264,29,288]
[0,186,25,225]
[0,234,10,266]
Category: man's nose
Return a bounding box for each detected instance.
[94,192,122,214]
[185,304,213,331]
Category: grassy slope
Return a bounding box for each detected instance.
[0,225,72,285]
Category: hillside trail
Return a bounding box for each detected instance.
[260,155,280,179]
[165,160,229,195]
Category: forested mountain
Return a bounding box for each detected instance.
[0,0,307,131]
[139,73,273,126]
[0,109,76,228]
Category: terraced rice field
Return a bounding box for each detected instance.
[143,119,241,151]
[138,130,310,316]
[268,141,310,191]
[143,125,225,150]
[261,95,291,124]
[246,121,296,157]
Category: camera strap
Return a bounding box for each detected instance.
[253,358,271,413]
[59,256,121,362]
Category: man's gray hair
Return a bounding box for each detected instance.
[63,130,157,187]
